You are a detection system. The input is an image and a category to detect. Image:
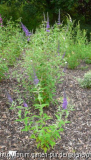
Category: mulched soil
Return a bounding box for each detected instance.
[0,60,91,160]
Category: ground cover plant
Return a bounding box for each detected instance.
[77,70,91,88]
[1,13,91,153]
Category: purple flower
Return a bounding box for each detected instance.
[23,102,28,107]
[57,9,61,25]
[6,92,13,104]
[27,37,30,42]
[31,62,39,85]
[34,75,39,85]
[62,52,66,59]
[20,22,31,41]
[46,13,50,32]
[62,89,67,109]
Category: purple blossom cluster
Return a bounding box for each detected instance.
[31,62,39,86]
[6,92,28,107]
[62,52,66,59]
[33,71,39,85]
[21,22,31,41]
[6,92,13,104]
[23,101,28,107]
[62,88,68,109]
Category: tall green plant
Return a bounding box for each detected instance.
[8,86,74,153]
[18,24,66,105]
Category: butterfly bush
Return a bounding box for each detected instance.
[8,17,75,152]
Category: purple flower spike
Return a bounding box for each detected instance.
[62,52,66,59]
[57,9,61,25]
[20,22,31,41]
[27,37,30,42]
[34,75,39,85]
[62,88,67,109]
[6,93,13,104]
[23,102,28,107]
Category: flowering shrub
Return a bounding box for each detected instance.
[4,15,90,153]
[6,16,77,153]
[8,87,74,153]
[19,27,65,106]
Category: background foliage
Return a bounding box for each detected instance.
[0,0,91,37]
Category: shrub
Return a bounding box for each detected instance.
[77,70,91,88]
[0,18,27,66]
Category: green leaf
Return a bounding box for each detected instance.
[21,126,29,131]
[15,118,23,122]
[32,115,40,118]
[44,147,47,153]
[18,110,21,118]
[65,120,71,123]
[24,111,29,117]
[16,106,23,109]
[9,107,14,110]
[30,134,36,139]
[29,126,36,130]
[37,143,41,149]
[58,128,64,132]
[55,132,60,138]
[23,117,30,125]
[50,141,55,148]
[55,114,60,119]
[45,143,50,149]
